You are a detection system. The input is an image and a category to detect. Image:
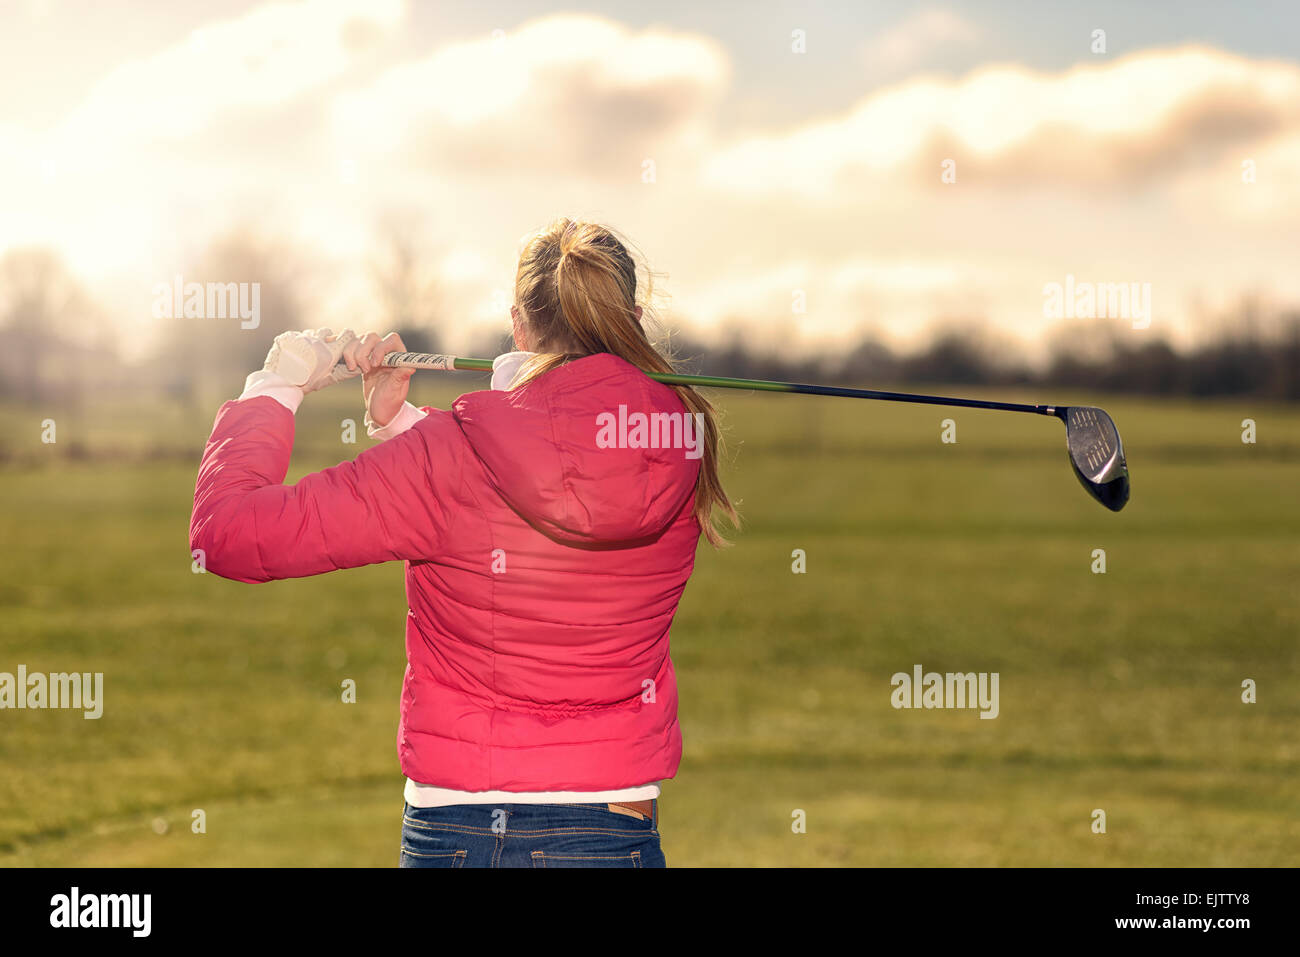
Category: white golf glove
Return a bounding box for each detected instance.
[239,328,360,413]
[262,327,360,393]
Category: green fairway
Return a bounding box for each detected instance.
[1,382,1297,866]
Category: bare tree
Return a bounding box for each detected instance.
[151,229,311,406]
[0,247,116,405]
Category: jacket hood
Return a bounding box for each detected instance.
[451,353,701,547]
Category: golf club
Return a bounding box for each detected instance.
[338,352,1131,511]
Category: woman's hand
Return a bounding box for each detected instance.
[343,331,415,428]
[260,328,359,394]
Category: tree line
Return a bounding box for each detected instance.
[2,241,1296,405]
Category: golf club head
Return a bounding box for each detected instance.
[1062,406,1130,511]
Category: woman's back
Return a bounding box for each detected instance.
[399,352,701,791]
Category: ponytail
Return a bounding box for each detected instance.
[512,218,739,546]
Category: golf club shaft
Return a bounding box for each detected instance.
[358,352,1061,417]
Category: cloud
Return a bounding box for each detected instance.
[5,4,1299,356]
[62,0,404,146]
[703,46,1300,196]
[678,257,977,348]
[331,14,729,180]
[0,0,411,278]
[862,8,982,74]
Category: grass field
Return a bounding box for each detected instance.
[1,378,1297,866]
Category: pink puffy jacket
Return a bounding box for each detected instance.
[190,353,701,791]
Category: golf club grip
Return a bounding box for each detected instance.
[379,352,480,371]
[329,353,494,376]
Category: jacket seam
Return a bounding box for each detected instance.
[443,412,497,782]
[542,382,576,537]
[441,600,677,630]
[403,664,655,717]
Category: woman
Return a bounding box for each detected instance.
[190,218,737,867]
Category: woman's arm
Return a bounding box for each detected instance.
[189,331,464,583]
[190,396,463,583]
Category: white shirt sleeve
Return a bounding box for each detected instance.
[238,369,304,413]
[367,401,427,440]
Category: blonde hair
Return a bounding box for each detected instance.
[512,217,738,547]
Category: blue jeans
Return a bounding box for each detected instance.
[399,801,666,868]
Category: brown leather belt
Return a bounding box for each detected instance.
[608,799,655,821]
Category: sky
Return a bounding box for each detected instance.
[2,0,1298,361]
